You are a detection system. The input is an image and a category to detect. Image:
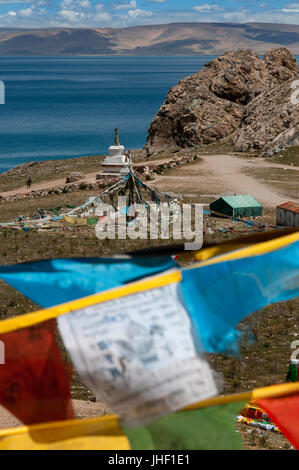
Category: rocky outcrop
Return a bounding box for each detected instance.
[234,78,299,154]
[146,47,299,156]
[65,172,83,183]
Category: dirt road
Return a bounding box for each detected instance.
[154,154,299,206]
[0,173,99,198]
[1,154,298,206]
[199,154,298,205]
[0,158,172,198]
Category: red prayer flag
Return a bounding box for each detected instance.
[258,393,299,449]
[0,319,74,424]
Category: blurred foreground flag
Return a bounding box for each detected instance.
[123,403,246,450]
[0,320,74,424]
[0,231,297,448]
[0,415,130,450]
[180,231,299,353]
[0,383,299,450]
[58,270,217,426]
[0,403,245,450]
[258,394,299,450]
[0,232,298,356]
[0,256,176,308]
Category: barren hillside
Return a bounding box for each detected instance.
[1,22,299,55]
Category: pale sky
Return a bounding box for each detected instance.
[0,0,299,28]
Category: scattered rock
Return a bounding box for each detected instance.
[65,172,83,184]
[0,177,119,204]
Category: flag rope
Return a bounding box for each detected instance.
[194,231,299,267]
[185,381,299,410]
[0,269,182,335]
[0,382,298,440]
[0,231,298,335]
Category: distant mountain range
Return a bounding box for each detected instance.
[1,22,299,55]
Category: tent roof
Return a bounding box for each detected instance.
[220,195,262,208]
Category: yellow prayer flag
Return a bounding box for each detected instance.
[0,415,130,450]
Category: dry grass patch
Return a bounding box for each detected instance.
[269,147,299,167]
[243,167,299,200]
[0,154,105,193]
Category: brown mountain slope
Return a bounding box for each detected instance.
[1,22,299,55]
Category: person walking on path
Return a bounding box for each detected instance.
[26,177,32,189]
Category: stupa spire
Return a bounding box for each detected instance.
[114,128,119,146]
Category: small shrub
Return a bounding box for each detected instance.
[79,182,88,190]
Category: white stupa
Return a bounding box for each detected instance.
[101,128,130,177]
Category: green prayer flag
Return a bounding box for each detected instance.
[123,402,246,450]
[87,218,98,225]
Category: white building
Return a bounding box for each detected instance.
[101,129,130,177]
[276,202,299,227]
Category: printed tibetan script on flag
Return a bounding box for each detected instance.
[58,278,217,426]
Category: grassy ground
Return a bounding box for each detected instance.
[268,147,299,167]
[0,190,98,222]
[195,139,241,155]
[238,423,293,450]
[210,299,299,394]
[0,142,253,194]
[244,167,299,200]
[0,154,105,192]
[0,144,296,194]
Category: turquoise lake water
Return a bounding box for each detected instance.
[0,56,216,174]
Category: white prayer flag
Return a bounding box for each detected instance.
[58,277,217,426]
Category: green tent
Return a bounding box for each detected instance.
[210,195,262,218]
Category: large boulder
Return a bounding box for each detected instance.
[146,47,298,155]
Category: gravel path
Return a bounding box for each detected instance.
[198,154,299,206]
[0,153,297,205]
